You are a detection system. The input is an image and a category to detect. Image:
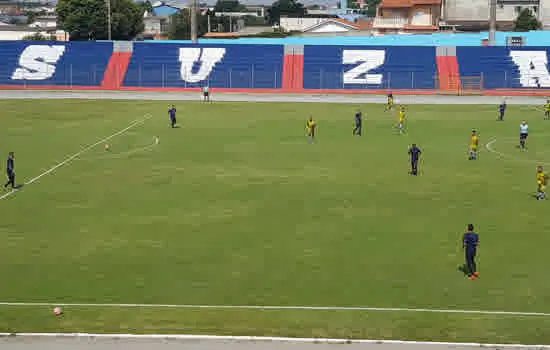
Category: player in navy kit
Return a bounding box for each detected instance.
[168,105,177,128]
[497,100,506,121]
[353,111,362,136]
[4,152,15,190]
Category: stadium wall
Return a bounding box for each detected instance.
[2,41,550,95]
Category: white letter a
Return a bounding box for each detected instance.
[510,51,550,88]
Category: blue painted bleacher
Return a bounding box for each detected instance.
[457,47,550,89]
[0,41,112,86]
[123,43,284,88]
[303,46,437,89]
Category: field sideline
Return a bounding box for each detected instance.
[2,333,550,350]
[1,91,550,348]
[0,90,547,105]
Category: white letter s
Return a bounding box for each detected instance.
[11,45,66,80]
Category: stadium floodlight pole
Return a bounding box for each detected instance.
[106,0,112,41]
[190,0,198,43]
[488,0,496,46]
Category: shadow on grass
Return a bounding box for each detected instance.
[457,264,469,276]
[4,184,23,191]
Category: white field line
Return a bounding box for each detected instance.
[0,333,548,348]
[1,302,550,317]
[485,138,550,166]
[0,114,153,200]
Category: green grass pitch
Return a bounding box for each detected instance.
[1,99,550,344]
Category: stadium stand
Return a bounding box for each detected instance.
[1,32,550,93]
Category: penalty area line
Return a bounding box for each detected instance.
[0,302,550,317]
[0,114,153,200]
[0,334,548,349]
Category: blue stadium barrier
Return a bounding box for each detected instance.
[303,46,437,90]
[457,47,550,89]
[149,31,550,47]
[123,43,284,89]
[0,41,113,86]
[1,40,550,91]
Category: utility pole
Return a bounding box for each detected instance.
[190,0,197,43]
[488,0,496,45]
[106,0,112,40]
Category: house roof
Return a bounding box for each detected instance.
[302,18,359,32]
[379,0,441,8]
[152,4,180,16]
[355,18,373,30]
[152,0,188,9]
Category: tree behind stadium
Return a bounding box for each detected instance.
[57,0,145,41]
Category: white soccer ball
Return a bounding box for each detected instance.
[53,306,63,316]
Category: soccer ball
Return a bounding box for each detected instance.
[104,144,110,151]
[53,306,63,316]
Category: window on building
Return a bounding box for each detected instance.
[533,6,538,13]
[160,19,169,33]
[515,6,522,14]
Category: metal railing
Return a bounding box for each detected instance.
[372,17,408,28]
[0,65,541,91]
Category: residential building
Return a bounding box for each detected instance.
[441,0,550,30]
[202,26,271,38]
[143,12,170,37]
[373,0,441,34]
[28,14,56,29]
[279,15,341,31]
[145,1,183,38]
[301,17,365,33]
[215,5,266,17]
[0,25,67,40]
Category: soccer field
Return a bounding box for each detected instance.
[1,99,550,344]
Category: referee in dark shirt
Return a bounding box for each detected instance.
[4,152,15,190]
[462,224,480,280]
[408,144,421,175]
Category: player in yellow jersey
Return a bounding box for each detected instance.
[397,106,406,134]
[469,130,479,160]
[385,92,394,111]
[537,166,548,200]
[306,116,317,143]
[544,100,550,120]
